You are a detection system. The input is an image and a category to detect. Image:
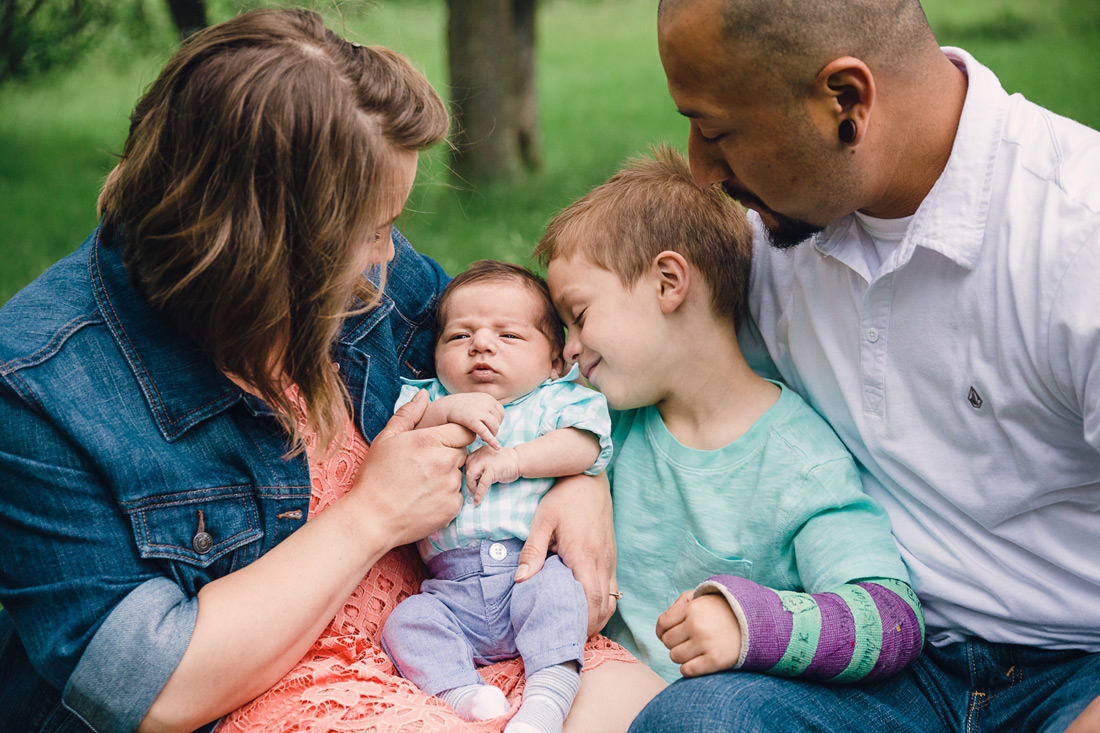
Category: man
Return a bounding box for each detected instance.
[631,0,1100,730]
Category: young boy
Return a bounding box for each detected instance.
[381,260,614,733]
[535,147,924,684]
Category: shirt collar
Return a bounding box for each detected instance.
[817,48,1010,272]
[90,225,242,441]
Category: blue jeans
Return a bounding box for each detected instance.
[381,539,587,696]
[630,639,1100,732]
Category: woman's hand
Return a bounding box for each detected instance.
[349,390,472,547]
[139,392,475,732]
[515,472,617,637]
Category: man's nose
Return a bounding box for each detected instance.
[687,124,735,187]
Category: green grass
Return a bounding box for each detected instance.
[0,53,159,303]
[1,0,1098,304]
[925,0,1100,129]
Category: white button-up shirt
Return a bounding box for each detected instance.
[742,48,1100,650]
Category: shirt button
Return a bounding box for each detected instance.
[489,542,508,561]
[192,531,214,554]
[865,328,880,343]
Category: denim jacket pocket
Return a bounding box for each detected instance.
[669,534,753,606]
[124,488,264,595]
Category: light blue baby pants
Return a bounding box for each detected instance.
[381,538,588,695]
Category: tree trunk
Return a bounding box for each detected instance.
[446,0,540,184]
[511,0,541,171]
[165,0,206,40]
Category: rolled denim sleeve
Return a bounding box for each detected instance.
[0,383,195,732]
[64,578,197,732]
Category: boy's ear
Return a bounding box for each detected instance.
[653,251,690,315]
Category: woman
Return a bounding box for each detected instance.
[0,9,663,732]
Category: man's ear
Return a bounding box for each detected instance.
[653,251,690,315]
[812,56,875,146]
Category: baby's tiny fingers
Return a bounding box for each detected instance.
[481,429,502,450]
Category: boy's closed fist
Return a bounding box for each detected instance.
[656,591,742,678]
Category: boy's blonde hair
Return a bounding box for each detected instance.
[535,146,753,329]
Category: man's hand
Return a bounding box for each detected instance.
[516,473,617,637]
[656,592,742,677]
[464,444,521,503]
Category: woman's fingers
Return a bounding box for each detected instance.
[352,420,472,545]
[375,389,429,439]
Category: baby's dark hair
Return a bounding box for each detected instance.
[535,145,753,330]
[436,260,566,357]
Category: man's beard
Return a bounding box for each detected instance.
[722,183,823,249]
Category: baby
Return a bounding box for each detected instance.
[536,147,924,684]
[381,260,612,733]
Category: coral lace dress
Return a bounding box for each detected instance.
[217,398,635,732]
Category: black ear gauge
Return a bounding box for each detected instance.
[839,119,857,144]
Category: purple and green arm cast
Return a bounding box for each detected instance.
[695,576,924,682]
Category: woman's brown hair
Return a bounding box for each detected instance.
[97,8,448,453]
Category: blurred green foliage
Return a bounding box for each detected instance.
[0,0,114,86]
[1,0,1098,304]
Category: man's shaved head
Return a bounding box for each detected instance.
[659,0,936,94]
[658,0,968,239]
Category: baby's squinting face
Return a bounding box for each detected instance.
[434,281,561,404]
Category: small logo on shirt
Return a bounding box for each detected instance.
[967,386,983,409]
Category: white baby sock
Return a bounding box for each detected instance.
[439,682,510,721]
[504,663,581,733]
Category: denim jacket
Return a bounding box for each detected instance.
[0,225,448,732]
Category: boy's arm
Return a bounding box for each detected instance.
[657,468,924,682]
[657,576,924,682]
[465,427,601,502]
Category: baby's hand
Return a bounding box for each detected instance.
[655,591,742,678]
[464,445,522,504]
[435,393,505,449]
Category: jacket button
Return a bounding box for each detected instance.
[193,531,214,554]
